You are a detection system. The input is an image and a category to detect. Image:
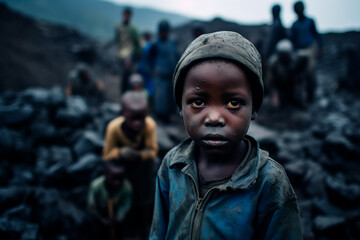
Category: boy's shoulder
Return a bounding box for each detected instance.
[90,175,105,190]
[108,116,125,128]
[144,116,156,128]
[257,156,297,201]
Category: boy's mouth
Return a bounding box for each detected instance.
[202,134,228,147]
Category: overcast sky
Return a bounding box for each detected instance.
[104,0,360,33]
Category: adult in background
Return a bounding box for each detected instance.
[115,7,142,94]
[148,20,179,123]
[66,63,104,105]
[290,1,323,102]
[262,4,287,66]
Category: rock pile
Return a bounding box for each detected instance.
[0,86,188,239]
[256,90,360,240]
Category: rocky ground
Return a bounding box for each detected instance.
[1,2,360,240]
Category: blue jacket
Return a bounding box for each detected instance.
[150,136,302,240]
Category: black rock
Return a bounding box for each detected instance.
[325,174,360,209]
[67,153,102,186]
[0,101,34,126]
[0,186,31,215]
[54,96,90,126]
[20,87,50,107]
[313,215,347,239]
[0,216,39,240]
[47,86,66,109]
[303,161,328,199]
[28,188,86,238]
[0,128,33,160]
[72,130,103,158]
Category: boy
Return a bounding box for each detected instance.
[103,91,158,239]
[150,31,302,239]
[88,160,132,239]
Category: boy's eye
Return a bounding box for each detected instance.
[226,100,241,109]
[191,99,205,108]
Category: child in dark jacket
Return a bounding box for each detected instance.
[149,31,302,239]
[88,160,132,239]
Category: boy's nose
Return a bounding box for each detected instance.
[204,110,225,127]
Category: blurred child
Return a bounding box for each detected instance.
[103,91,158,239]
[150,31,302,239]
[88,160,132,239]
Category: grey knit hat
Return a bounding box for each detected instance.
[173,31,263,112]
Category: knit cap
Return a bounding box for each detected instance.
[173,31,263,112]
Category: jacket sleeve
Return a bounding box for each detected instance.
[255,160,303,240]
[149,152,172,240]
[256,197,303,240]
[149,176,170,240]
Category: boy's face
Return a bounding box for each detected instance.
[105,165,125,191]
[123,106,147,133]
[181,60,256,156]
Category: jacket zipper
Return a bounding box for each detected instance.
[187,172,222,240]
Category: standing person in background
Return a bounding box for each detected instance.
[149,20,179,123]
[262,4,287,79]
[138,32,154,102]
[290,1,323,103]
[115,7,142,94]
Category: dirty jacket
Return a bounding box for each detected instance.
[149,136,302,240]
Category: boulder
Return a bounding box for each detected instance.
[0,128,32,160]
[67,153,103,186]
[0,102,34,126]
[72,130,103,158]
[325,174,360,209]
[20,87,50,107]
[54,96,90,126]
[0,186,31,215]
[313,215,347,239]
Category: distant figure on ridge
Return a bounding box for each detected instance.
[290,1,323,103]
[115,7,142,94]
[262,4,287,65]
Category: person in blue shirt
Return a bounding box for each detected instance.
[148,20,179,123]
[290,1,322,103]
[149,31,302,239]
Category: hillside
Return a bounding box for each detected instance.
[0,3,97,92]
[1,0,192,41]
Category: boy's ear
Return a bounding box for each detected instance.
[251,111,257,120]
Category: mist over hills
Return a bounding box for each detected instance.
[1,0,193,41]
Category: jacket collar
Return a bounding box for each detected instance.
[169,136,269,190]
